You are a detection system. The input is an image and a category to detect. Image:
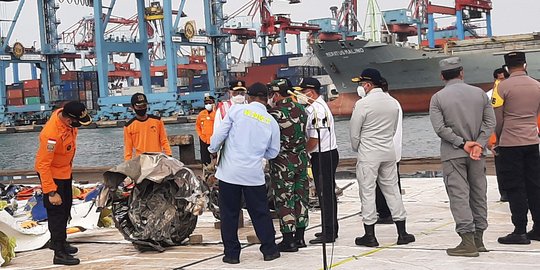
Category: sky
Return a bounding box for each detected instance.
[1,0,539,82]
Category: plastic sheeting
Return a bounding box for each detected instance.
[100,153,208,252]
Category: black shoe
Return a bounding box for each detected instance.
[53,251,80,265]
[277,240,298,252]
[314,232,338,239]
[497,233,531,245]
[355,234,379,247]
[296,239,307,248]
[397,233,416,245]
[263,252,281,261]
[376,216,394,224]
[64,242,78,254]
[222,256,240,264]
[309,236,335,244]
[526,229,540,241]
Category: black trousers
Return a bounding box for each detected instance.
[199,138,211,165]
[376,162,401,219]
[43,179,73,252]
[498,144,540,234]
[493,155,508,199]
[311,149,339,239]
[219,180,277,259]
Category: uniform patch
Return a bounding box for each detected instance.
[47,139,56,152]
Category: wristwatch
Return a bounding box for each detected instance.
[48,191,57,197]
[458,139,465,149]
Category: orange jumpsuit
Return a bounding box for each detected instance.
[35,109,78,194]
[195,109,216,144]
[123,115,172,160]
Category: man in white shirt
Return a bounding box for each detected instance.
[294,77,340,244]
[350,68,415,247]
[208,83,281,264]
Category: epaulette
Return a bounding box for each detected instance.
[124,117,137,127]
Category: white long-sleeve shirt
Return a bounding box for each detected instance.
[208,102,280,186]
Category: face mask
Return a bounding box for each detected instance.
[268,95,276,108]
[204,104,213,111]
[69,120,82,128]
[357,86,366,98]
[231,95,245,104]
[297,94,308,105]
[135,108,147,117]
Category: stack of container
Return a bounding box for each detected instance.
[6,83,24,106]
[23,79,41,105]
[276,66,323,85]
[59,71,99,110]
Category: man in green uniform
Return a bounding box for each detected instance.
[268,78,309,252]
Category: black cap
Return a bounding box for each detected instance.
[63,101,92,126]
[229,80,247,91]
[351,68,382,86]
[380,77,389,92]
[204,95,215,102]
[131,93,148,106]
[247,82,268,97]
[293,77,321,91]
[504,51,526,67]
[269,78,293,96]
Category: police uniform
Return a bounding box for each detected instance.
[208,83,281,263]
[492,52,540,244]
[429,57,496,256]
[195,96,216,165]
[268,78,309,251]
[35,101,92,265]
[123,93,172,160]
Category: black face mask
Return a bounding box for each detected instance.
[135,108,147,117]
[69,120,82,128]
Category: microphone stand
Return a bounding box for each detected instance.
[289,90,329,270]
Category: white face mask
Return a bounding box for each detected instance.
[297,94,308,105]
[204,104,213,111]
[268,95,276,108]
[231,95,245,104]
[357,86,366,98]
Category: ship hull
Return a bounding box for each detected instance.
[313,34,540,116]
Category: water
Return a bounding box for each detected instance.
[0,114,440,170]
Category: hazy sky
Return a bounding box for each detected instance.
[1,0,539,81]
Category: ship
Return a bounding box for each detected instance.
[312,33,540,116]
[309,0,540,116]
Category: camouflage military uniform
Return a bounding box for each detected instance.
[269,97,309,233]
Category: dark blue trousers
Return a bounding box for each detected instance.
[219,180,277,259]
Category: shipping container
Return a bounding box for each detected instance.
[192,74,208,85]
[83,71,98,80]
[6,83,23,90]
[260,54,302,66]
[288,56,322,67]
[7,89,23,99]
[177,86,191,93]
[23,88,40,97]
[61,81,79,91]
[23,79,40,89]
[7,98,24,106]
[61,71,78,81]
[151,76,165,86]
[192,84,209,92]
[79,91,86,100]
[84,80,92,90]
[24,97,41,105]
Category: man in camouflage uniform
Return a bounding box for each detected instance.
[268,78,309,252]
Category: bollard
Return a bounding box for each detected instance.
[168,134,196,164]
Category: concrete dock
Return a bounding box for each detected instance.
[4,175,539,270]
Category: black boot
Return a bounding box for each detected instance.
[277,232,298,252]
[295,228,307,248]
[395,220,415,245]
[355,224,379,247]
[53,250,80,265]
[64,242,78,254]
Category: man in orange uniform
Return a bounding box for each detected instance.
[35,101,92,265]
[123,93,172,160]
[195,95,216,165]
